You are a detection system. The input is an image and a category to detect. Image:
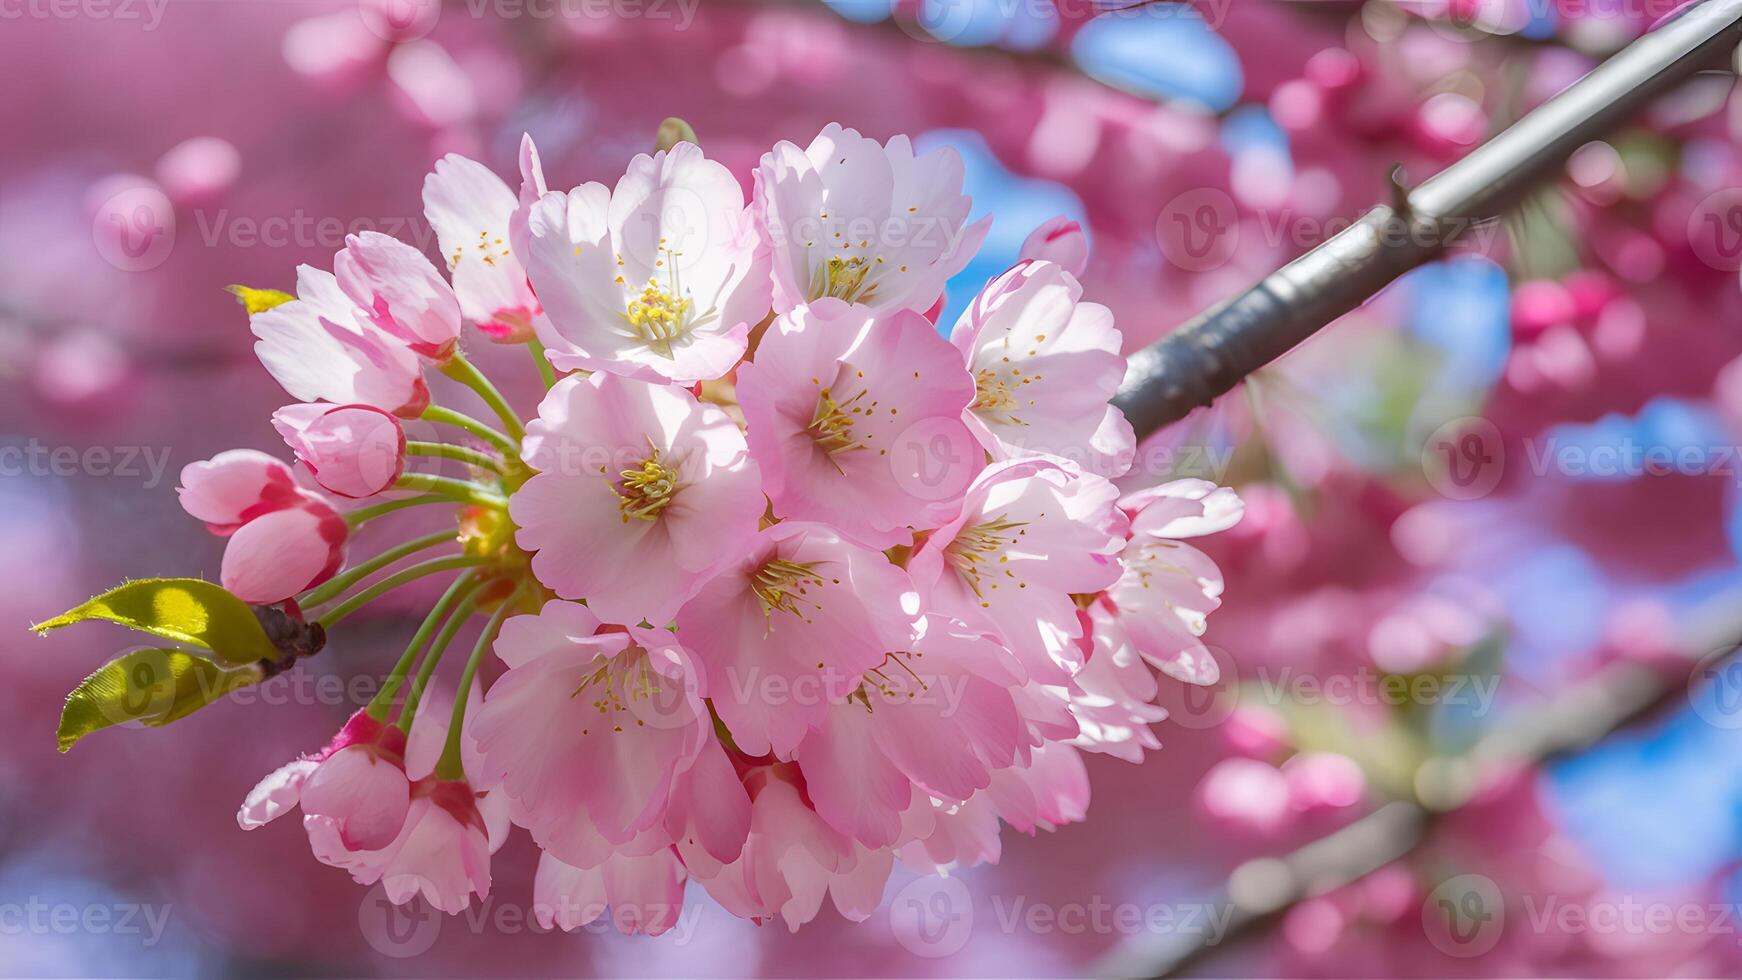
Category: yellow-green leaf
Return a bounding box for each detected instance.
[34,578,275,666]
[226,284,295,314]
[58,649,260,752]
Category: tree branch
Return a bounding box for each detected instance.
[1113,0,1742,440]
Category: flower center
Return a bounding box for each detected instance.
[752,558,826,622]
[570,651,658,736]
[946,515,1028,598]
[615,451,680,523]
[624,278,692,356]
[808,386,872,458]
[813,256,881,304]
[848,649,929,711]
[972,366,1039,427]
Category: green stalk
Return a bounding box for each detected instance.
[441,352,526,441]
[398,591,483,735]
[421,405,520,457]
[366,570,480,722]
[529,340,558,390]
[436,589,520,780]
[406,441,504,474]
[314,555,484,629]
[300,530,456,609]
[393,473,505,508]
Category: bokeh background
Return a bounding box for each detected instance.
[6,0,1742,975]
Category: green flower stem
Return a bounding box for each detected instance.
[393,473,506,508]
[436,589,519,780]
[440,353,526,442]
[529,339,558,390]
[314,555,484,629]
[300,530,457,609]
[366,570,480,722]
[406,441,504,474]
[398,590,483,735]
[421,405,520,458]
[343,494,452,529]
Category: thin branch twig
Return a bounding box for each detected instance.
[1113,0,1742,440]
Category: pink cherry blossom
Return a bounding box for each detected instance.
[794,617,1025,847]
[272,403,406,499]
[692,764,886,932]
[675,521,920,758]
[250,263,430,417]
[522,141,769,383]
[471,600,709,859]
[510,372,764,626]
[951,259,1133,468]
[332,231,462,360]
[236,710,409,850]
[1065,604,1167,763]
[177,449,348,603]
[533,848,688,936]
[1018,216,1089,277]
[1105,479,1243,685]
[737,298,979,549]
[907,458,1125,685]
[755,123,989,315]
[423,150,542,341]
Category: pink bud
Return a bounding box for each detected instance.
[178,449,304,532]
[274,404,406,499]
[334,231,462,360]
[221,498,347,603]
[1019,217,1089,277]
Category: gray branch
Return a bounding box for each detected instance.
[1113,0,1742,440]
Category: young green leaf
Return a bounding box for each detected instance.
[226,284,295,314]
[57,649,260,752]
[33,578,276,666]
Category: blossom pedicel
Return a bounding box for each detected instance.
[34,122,1241,935]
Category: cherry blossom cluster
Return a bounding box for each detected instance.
[179,124,1242,932]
